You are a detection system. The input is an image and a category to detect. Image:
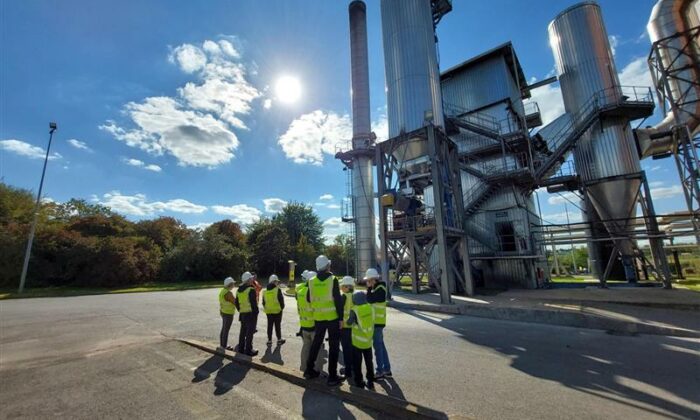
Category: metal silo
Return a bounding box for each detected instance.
[381,0,444,138]
[549,2,641,280]
[349,0,376,277]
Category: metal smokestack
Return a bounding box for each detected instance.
[349,0,376,277]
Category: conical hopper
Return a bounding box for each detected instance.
[585,178,641,257]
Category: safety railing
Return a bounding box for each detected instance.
[443,101,502,134]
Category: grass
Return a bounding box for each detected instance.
[673,276,700,292]
[0,281,222,300]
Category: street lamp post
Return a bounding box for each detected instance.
[18,122,57,293]
[564,203,578,274]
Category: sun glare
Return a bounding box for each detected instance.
[275,75,302,104]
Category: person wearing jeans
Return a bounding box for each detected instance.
[218,277,236,350]
[365,268,392,378]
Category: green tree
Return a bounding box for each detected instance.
[135,217,191,252]
[273,202,323,262]
[294,234,317,275]
[249,222,290,276]
[204,220,246,249]
[324,234,355,276]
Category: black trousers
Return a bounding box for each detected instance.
[306,320,340,377]
[238,312,258,353]
[266,313,282,341]
[352,346,375,385]
[220,313,234,348]
[340,328,353,376]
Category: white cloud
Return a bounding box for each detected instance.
[326,204,341,210]
[547,192,581,206]
[263,99,272,109]
[541,211,583,224]
[651,185,683,200]
[212,204,262,224]
[263,198,287,213]
[526,80,565,126]
[187,222,213,231]
[144,164,162,172]
[608,35,619,56]
[278,110,352,165]
[0,139,62,160]
[122,157,162,172]
[102,37,259,168]
[67,139,91,152]
[322,217,346,242]
[618,56,653,88]
[319,194,334,201]
[372,111,389,142]
[97,192,207,216]
[123,158,145,167]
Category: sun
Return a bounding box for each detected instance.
[275,75,302,104]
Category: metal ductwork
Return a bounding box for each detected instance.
[635,0,700,158]
[349,0,376,277]
[549,2,642,280]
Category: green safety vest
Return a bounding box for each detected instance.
[371,284,387,326]
[351,303,375,349]
[219,288,235,315]
[263,287,282,315]
[296,284,315,328]
[342,292,353,328]
[309,275,338,321]
[237,288,252,313]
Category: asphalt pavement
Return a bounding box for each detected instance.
[1,288,699,419]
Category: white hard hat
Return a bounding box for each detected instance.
[315,255,331,271]
[303,271,317,280]
[241,271,253,283]
[224,277,234,287]
[269,274,279,283]
[363,268,380,280]
[301,269,309,278]
[341,276,355,287]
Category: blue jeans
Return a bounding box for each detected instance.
[373,326,391,373]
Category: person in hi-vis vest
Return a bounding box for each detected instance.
[339,276,355,380]
[263,274,285,345]
[304,255,345,387]
[218,277,236,350]
[365,268,392,378]
[296,270,324,372]
[346,290,375,390]
[235,271,259,356]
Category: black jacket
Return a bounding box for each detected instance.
[235,284,258,316]
[306,271,343,320]
[262,284,285,310]
[367,281,387,304]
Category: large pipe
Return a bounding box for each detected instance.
[549,2,641,281]
[349,0,376,277]
[635,0,700,157]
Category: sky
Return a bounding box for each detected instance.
[0,0,689,241]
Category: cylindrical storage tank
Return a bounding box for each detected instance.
[381,0,444,139]
[349,0,376,277]
[549,2,641,280]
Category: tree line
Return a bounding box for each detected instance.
[0,183,355,289]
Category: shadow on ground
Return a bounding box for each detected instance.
[402,309,700,419]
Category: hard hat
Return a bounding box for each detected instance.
[224,277,234,287]
[241,271,253,283]
[363,268,380,280]
[303,271,317,281]
[341,276,355,287]
[269,274,279,283]
[301,269,309,278]
[316,255,331,271]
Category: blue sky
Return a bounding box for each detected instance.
[0,0,687,239]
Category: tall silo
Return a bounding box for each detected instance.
[349,0,376,277]
[549,2,641,280]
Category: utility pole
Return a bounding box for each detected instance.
[18,122,57,293]
[564,202,578,274]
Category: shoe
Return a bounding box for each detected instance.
[304,369,320,379]
[246,349,259,356]
[327,375,344,386]
[366,381,375,391]
[234,345,241,352]
[384,371,393,378]
[225,346,234,351]
[277,339,286,345]
[267,340,273,346]
[374,371,385,379]
[352,381,366,388]
[339,368,346,376]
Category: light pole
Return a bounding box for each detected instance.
[18,122,57,293]
[564,202,578,274]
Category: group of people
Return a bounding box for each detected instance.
[218,255,391,390]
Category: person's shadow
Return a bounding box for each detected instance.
[261,343,284,365]
[376,377,406,400]
[213,361,251,395]
[301,388,357,419]
[191,354,224,383]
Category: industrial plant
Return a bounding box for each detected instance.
[336,0,700,303]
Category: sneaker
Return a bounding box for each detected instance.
[384,371,393,378]
[266,340,273,346]
[339,368,346,376]
[277,339,286,345]
[234,345,241,352]
[304,369,320,379]
[225,346,234,351]
[246,349,259,356]
[366,381,375,391]
[327,375,344,386]
[374,371,385,379]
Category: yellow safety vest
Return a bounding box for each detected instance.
[371,284,387,326]
[296,284,315,328]
[342,292,353,328]
[263,287,282,314]
[237,288,252,313]
[351,303,375,349]
[309,275,338,321]
[219,288,235,315]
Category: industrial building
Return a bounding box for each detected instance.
[337,0,700,303]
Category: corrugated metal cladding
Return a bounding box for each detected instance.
[441,55,512,112]
[491,260,535,288]
[574,118,641,180]
[381,0,444,137]
[451,131,494,154]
